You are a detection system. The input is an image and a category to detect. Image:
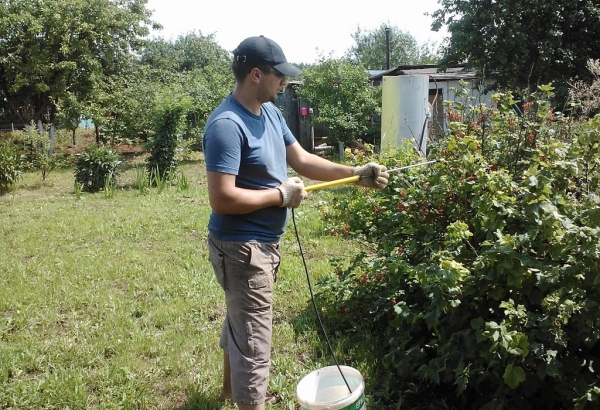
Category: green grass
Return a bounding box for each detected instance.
[0,155,386,409]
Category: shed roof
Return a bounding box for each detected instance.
[368,64,478,82]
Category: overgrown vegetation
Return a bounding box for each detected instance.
[317,84,600,409]
[0,0,156,131]
[570,59,600,118]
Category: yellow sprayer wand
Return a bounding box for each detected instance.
[305,176,360,192]
[304,158,444,192]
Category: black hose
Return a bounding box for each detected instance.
[291,208,353,394]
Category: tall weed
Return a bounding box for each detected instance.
[135,166,150,195]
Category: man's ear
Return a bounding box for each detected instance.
[250,68,261,82]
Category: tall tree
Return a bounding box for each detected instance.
[0,0,159,134]
[296,57,381,146]
[139,33,234,136]
[346,23,440,69]
[140,31,230,75]
[431,0,600,102]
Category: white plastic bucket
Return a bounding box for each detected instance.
[297,365,366,410]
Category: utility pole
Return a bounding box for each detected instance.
[385,27,390,70]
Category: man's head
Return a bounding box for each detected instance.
[232,35,301,81]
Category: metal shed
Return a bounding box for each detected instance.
[369,64,493,153]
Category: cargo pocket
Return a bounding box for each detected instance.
[248,274,269,289]
[244,246,276,308]
[246,271,272,308]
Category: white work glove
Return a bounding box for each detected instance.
[277,177,307,208]
[352,162,389,189]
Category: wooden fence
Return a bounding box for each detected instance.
[276,83,330,154]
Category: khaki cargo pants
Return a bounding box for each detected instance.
[207,234,281,405]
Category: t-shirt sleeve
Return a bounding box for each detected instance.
[203,118,243,175]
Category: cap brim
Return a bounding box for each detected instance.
[273,62,302,77]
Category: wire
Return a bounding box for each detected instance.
[291,208,353,394]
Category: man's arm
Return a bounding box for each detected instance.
[285,142,354,181]
[206,171,282,214]
[286,141,390,190]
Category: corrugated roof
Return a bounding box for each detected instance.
[369,64,478,82]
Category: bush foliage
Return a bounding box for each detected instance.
[74,144,121,192]
[317,84,600,409]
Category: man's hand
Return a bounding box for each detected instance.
[277,177,307,208]
[353,162,389,189]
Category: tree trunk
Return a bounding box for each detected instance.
[49,105,57,155]
[72,117,79,146]
[527,83,536,102]
[48,123,55,156]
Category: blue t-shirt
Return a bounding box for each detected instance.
[203,94,297,242]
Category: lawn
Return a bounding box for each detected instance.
[0,152,385,409]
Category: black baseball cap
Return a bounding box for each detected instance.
[233,35,302,77]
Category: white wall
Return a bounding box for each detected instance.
[440,79,494,108]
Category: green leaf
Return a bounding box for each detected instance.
[504,363,526,389]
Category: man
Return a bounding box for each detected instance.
[203,35,388,410]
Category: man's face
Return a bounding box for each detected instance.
[259,68,287,103]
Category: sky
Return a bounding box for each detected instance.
[145,0,448,65]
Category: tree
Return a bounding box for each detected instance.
[570,59,600,118]
[139,33,234,146]
[0,0,159,142]
[296,57,380,146]
[346,23,440,69]
[140,31,231,74]
[431,0,600,103]
[181,64,234,133]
